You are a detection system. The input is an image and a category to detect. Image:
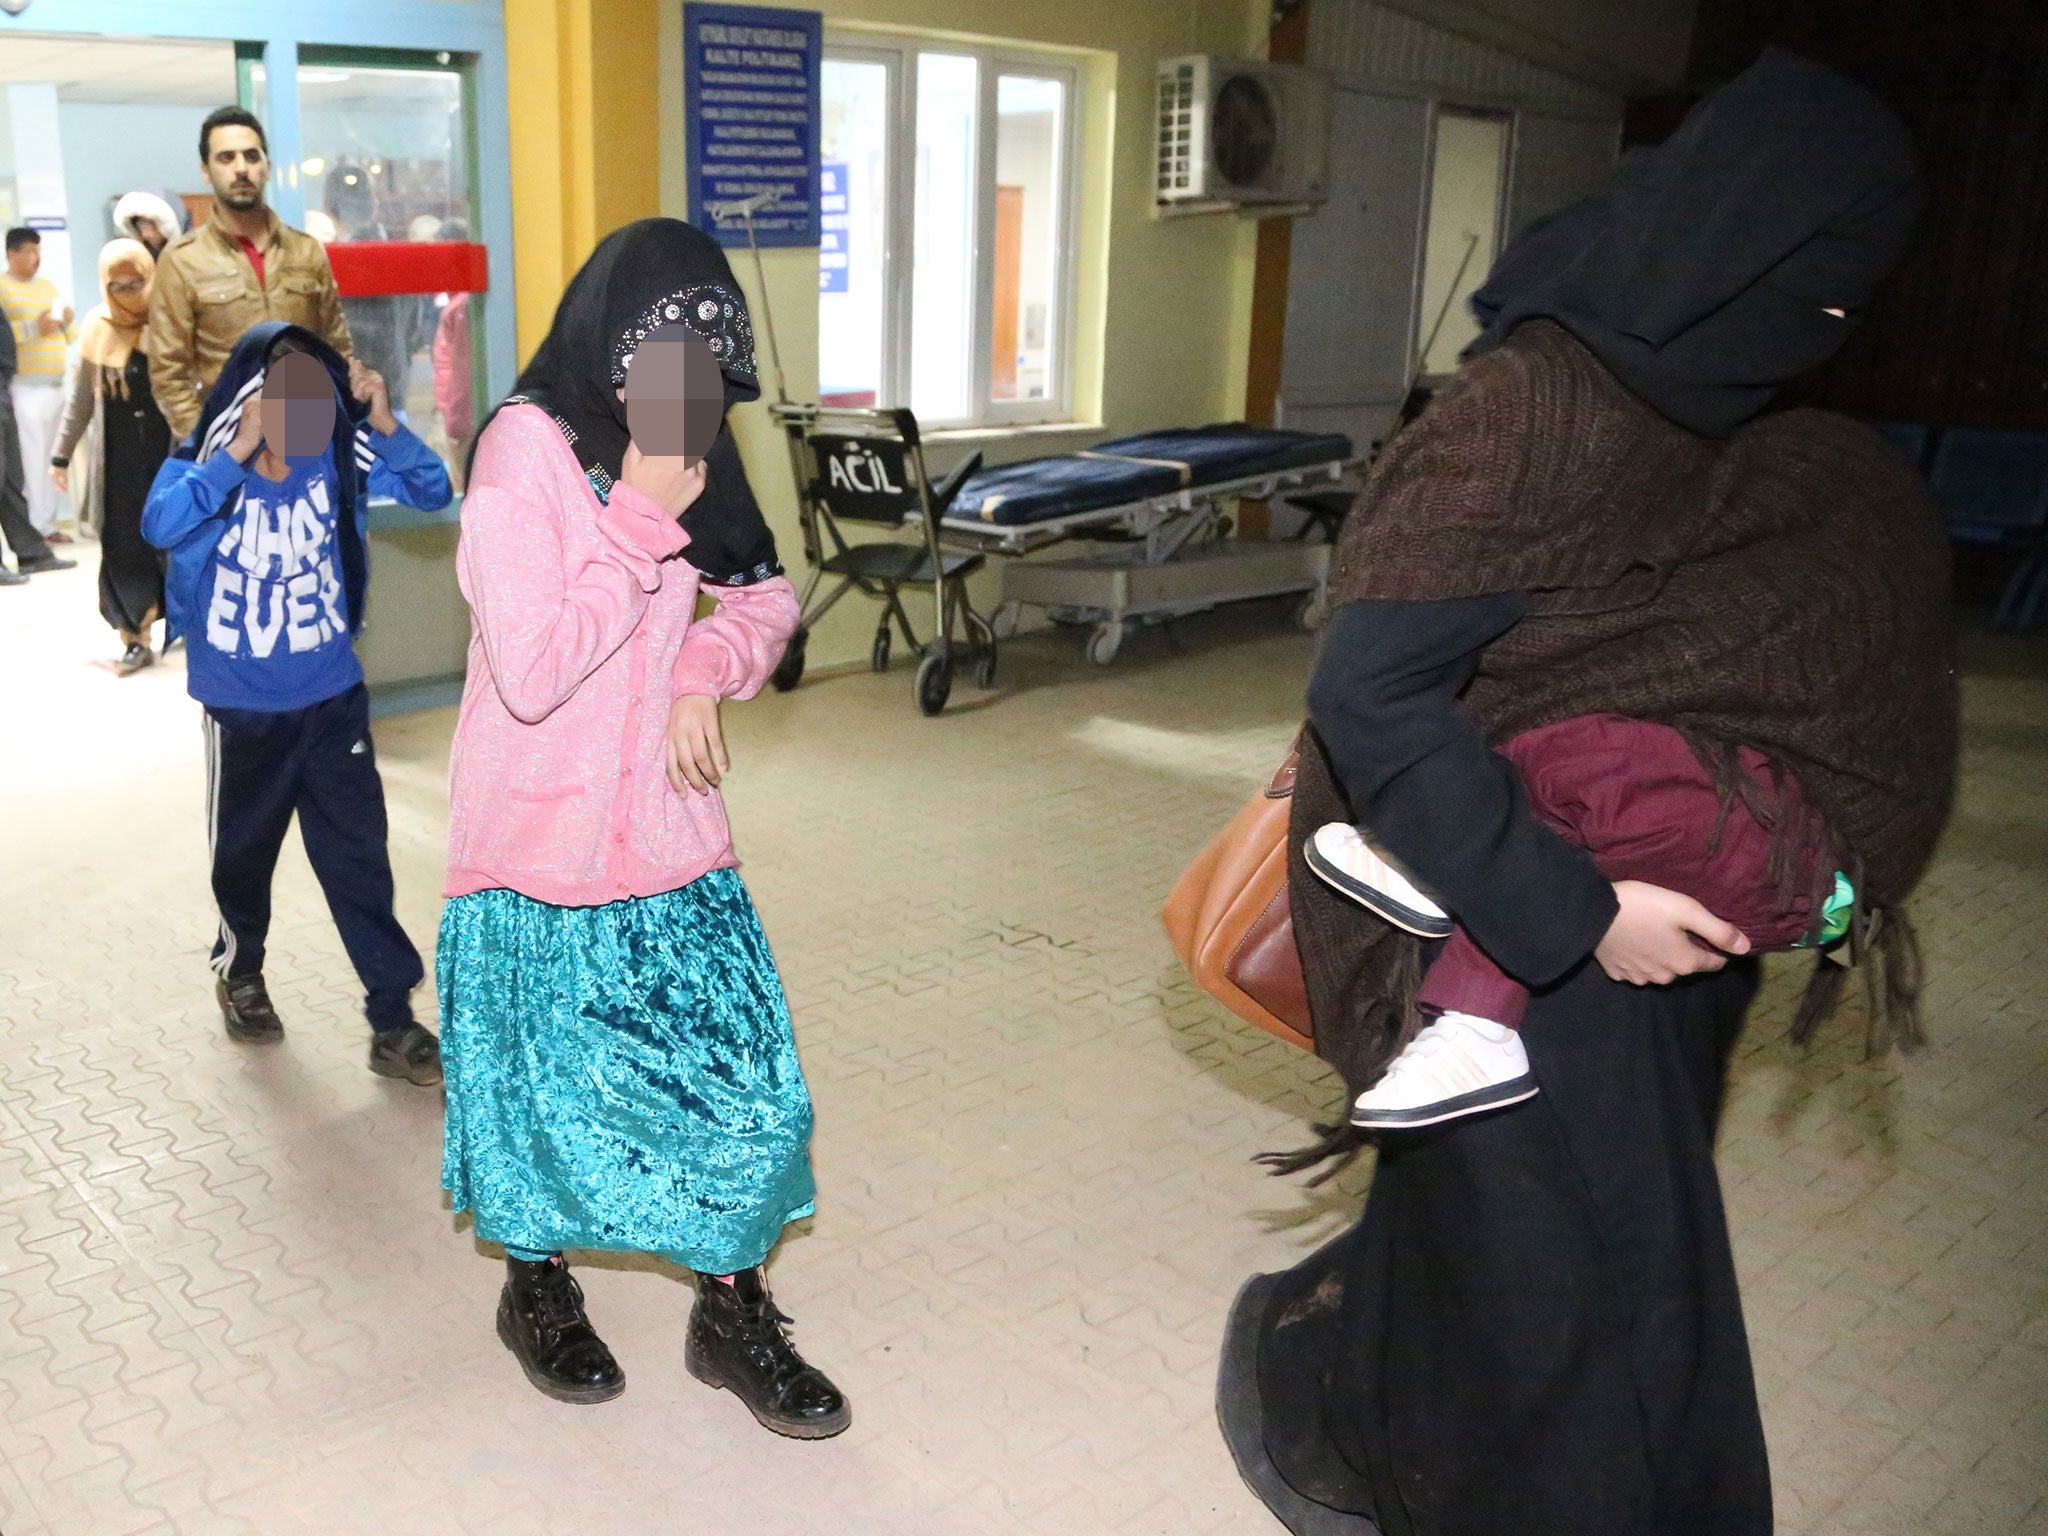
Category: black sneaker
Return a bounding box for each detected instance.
[497,1255,626,1404]
[17,554,76,574]
[686,1268,850,1439]
[217,975,284,1043]
[369,1024,443,1085]
[117,642,155,676]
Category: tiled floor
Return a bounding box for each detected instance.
[2,546,2043,1535]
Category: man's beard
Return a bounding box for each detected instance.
[218,181,263,211]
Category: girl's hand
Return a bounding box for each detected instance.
[1594,880,1751,987]
[227,404,266,463]
[48,464,69,495]
[621,442,708,519]
[666,694,728,795]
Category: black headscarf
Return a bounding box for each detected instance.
[479,217,781,586]
[1466,49,1924,437]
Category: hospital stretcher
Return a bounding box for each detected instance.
[936,424,1366,665]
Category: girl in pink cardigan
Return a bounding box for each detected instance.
[439,220,846,1437]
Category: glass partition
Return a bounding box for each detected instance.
[247,51,482,480]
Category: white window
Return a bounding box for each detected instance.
[820,36,1078,428]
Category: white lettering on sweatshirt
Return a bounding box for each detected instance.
[202,481,346,661]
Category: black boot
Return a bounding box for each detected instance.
[685,1268,850,1439]
[217,975,284,1044]
[496,1255,626,1405]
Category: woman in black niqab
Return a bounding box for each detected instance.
[1468,47,1924,436]
[1219,52,1935,1536]
[476,216,782,585]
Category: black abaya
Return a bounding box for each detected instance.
[1227,958,1769,1536]
[1228,590,1775,1534]
[97,352,170,636]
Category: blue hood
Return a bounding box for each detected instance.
[177,321,374,635]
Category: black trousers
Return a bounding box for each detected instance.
[1234,958,1772,1536]
[204,683,423,1031]
[0,380,54,568]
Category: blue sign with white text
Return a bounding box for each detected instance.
[819,162,849,292]
[684,3,822,250]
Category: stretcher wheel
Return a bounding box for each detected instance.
[771,626,808,692]
[915,651,954,716]
[871,627,892,673]
[1087,622,1125,667]
[990,602,1022,640]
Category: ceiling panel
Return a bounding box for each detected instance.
[0,33,237,107]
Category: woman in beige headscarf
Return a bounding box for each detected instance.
[51,238,173,674]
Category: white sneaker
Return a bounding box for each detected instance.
[1350,1012,1539,1130]
[1305,823,1454,938]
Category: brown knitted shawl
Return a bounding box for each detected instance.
[1288,321,1958,1106]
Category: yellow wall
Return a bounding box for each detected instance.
[505,0,664,359]
[657,0,1270,672]
[509,0,1270,675]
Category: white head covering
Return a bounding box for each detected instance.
[111,191,182,248]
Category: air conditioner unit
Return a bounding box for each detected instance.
[1155,55,1330,212]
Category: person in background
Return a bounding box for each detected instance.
[113,191,184,259]
[145,106,353,442]
[0,287,74,585]
[3,227,76,542]
[50,239,172,673]
[142,322,447,1084]
[431,218,474,487]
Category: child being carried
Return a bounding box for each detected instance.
[1307,713,1853,1130]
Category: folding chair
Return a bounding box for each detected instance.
[769,405,997,715]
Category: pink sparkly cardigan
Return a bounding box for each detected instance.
[444,403,799,906]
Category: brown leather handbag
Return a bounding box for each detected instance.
[1160,749,1314,1052]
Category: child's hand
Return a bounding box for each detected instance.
[226,403,266,463]
[665,694,728,795]
[349,358,398,436]
[1595,880,1751,987]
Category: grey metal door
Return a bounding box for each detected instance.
[1277,87,1431,457]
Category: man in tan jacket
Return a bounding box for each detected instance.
[146,106,353,441]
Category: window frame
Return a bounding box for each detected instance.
[822,31,1083,430]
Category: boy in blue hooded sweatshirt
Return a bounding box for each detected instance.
[145,321,449,1084]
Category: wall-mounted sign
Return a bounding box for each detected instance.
[683,3,822,250]
[818,162,849,292]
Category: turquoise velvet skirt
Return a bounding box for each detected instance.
[438,870,816,1274]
